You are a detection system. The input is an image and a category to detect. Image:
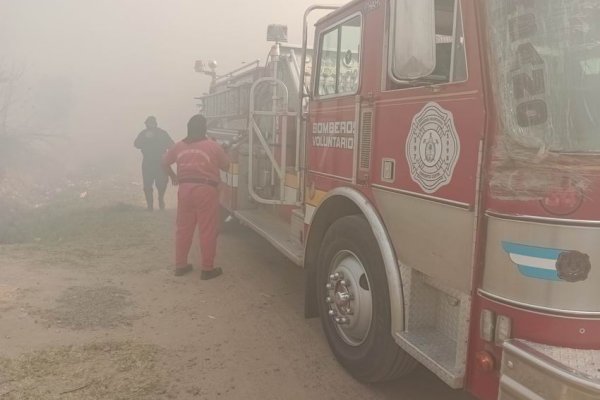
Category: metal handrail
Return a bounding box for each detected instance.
[248,77,300,206]
[298,5,340,203]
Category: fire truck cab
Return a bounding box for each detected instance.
[199,1,600,399]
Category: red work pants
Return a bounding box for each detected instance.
[175,183,219,270]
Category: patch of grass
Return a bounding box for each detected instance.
[0,341,168,399]
[31,286,138,330]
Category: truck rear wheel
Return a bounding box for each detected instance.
[316,215,416,382]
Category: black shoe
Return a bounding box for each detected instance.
[174,264,193,276]
[200,268,223,280]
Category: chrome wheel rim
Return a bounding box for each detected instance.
[325,250,373,347]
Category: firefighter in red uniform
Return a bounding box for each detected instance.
[162,114,230,279]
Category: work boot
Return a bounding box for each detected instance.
[200,268,223,281]
[174,264,193,276]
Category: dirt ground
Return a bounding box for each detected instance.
[0,173,475,400]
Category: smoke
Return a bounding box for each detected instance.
[0,0,342,169]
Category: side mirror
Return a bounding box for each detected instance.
[389,0,436,80]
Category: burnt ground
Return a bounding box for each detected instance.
[0,172,474,399]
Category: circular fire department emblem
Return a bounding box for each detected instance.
[405,102,460,194]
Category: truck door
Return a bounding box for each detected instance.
[308,14,363,184]
[370,0,486,387]
[373,0,484,298]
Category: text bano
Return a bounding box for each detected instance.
[508,0,549,128]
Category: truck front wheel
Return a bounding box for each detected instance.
[316,215,416,382]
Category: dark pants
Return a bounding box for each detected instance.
[142,161,168,210]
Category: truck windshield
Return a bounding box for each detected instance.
[486,1,600,153]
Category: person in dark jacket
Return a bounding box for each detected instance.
[134,116,174,210]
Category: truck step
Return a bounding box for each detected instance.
[290,208,305,245]
[235,209,304,266]
[395,265,471,389]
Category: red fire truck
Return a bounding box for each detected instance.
[198,1,600,398]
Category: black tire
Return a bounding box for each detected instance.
[316,215,416,382]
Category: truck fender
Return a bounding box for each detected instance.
[303,186,405,336]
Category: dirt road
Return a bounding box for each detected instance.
[0,177,474,400]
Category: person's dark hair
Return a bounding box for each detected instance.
[187,114,207,139]
[145,116,157,128]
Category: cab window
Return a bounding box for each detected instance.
[316,15,362,97]
[388,0,467,89]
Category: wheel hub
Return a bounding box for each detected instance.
[325,251,373,346]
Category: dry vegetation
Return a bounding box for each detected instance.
[31,286,138,330]
[0,341,166,399]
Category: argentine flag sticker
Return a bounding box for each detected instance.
[502,241,563,282]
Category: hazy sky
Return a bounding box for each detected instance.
[0,0,343,165]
